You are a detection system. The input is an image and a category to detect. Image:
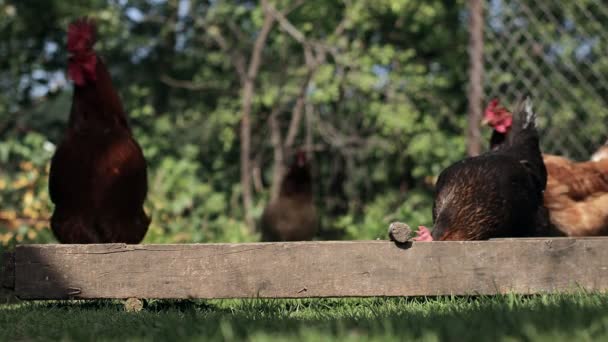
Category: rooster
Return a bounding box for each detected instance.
[48,18,150,243]
[415,97,548,241]
[260,150,318,241]
[483,99,608,236]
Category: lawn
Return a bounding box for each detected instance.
[2,294,608,341]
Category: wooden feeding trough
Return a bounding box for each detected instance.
[2,237,608,300]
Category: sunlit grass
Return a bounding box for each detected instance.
[2,294,608,341]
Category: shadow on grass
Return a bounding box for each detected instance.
[1,295,608,341]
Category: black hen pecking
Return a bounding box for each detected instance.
[416,97,549,241]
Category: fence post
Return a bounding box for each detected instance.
[467,0,484,156]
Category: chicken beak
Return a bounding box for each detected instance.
[480,117,490,126]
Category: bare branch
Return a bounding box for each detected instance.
[332,17,348,37]
[261,4,324,148]
[284,0,306,15]
[467,0,484,156]
[313,111,392,153]
[267,2,349,71]
[284,73,312,148]
[246,3,276,80]
[252,156,265,194]
[227,21,249,44]
[240,0,277,231]
[206,25,248,81]
[268,105,285,201]
[265,3,307,45]
[305,100,314,156]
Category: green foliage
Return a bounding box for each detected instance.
[337,189,433,240]
[144,151,252,244]
[0,132,55,246]
[0,0,472,245]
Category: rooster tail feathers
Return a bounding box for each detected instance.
[513,95,536,130]
[522,96,536,129]
[508,95,547,187]
[505,95,539,144]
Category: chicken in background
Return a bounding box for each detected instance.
[48,18,150,243]
[483,99,608,236]
[415,97,548,241]
[260,150,318,241]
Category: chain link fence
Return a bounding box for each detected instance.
[484,0,608,159]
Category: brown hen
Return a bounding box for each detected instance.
[260,151,318,241]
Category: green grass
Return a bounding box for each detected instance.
[2,294,608,341]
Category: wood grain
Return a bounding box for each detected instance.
[1,252,15,290]
[12,239,608,299]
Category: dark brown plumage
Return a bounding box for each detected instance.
[418,97,548,241]
[260,151,318,241]
[484,100,608,237]
[49,18,149,243]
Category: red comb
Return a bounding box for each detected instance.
[296,150,307,167]
[68,18,97,53]
[483,98,513,132]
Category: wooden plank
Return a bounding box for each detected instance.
[491,237,608,241]
[13,239,608,299]
[1,252,15,290]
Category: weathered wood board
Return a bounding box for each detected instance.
[8,239,608,299]
[1,252,15,291]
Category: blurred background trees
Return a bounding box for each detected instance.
[1,0,606,246]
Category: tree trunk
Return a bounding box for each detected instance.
[268,109,284,202]
[466,0,484,156]
[269,69,313,201]
[241,79,255,230]
[240,4,276,232]
[305,101,313,156]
